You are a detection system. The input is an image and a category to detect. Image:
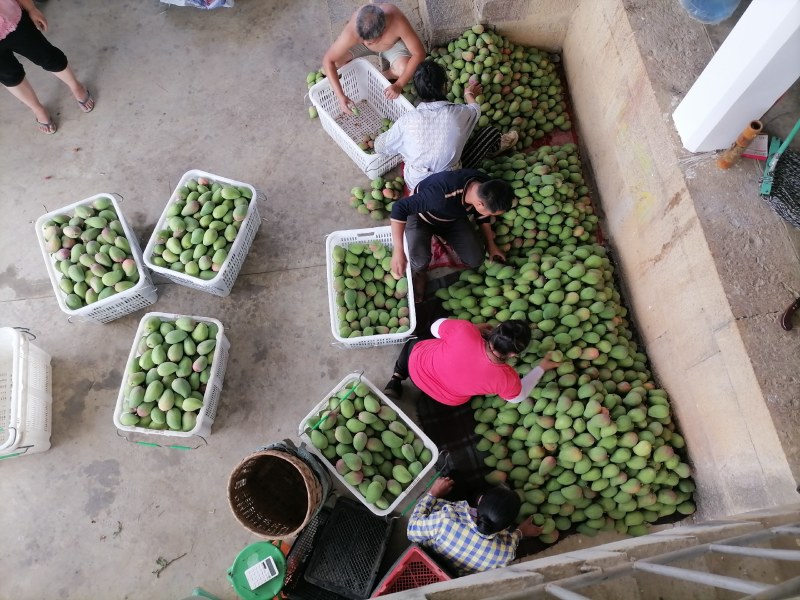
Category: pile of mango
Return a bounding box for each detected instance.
[348,175,404,221]
[149,176,252,281]
[118,316,219,432]
[436,244,695,538]
[481,143,597,257]
[402,25,571,148]
[306,378,434,510]
[331,240,411,339]
[40,196,141,310]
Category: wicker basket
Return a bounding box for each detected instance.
[228,449,324,540]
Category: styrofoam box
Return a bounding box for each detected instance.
[309,58,414,179]
[0,328,53,458]
[143,170,261,297]
[326,226,416,348]
[113,312,229,440]
[35,194,158,324]
[298,373,439,517]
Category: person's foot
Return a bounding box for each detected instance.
[383,376,403,401]
[36,118,56,134]
[498,130,519,153]
[76,89,94,113]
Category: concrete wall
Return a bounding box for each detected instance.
[562,0,798,518]
[419,0,800,520]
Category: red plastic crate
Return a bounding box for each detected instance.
[371,544,451,597]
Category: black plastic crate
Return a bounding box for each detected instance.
[303,497,393,600]
[285,507,350,600]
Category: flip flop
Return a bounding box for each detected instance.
[780,297,800,331]
[36,119,57,134]
[77,90,95,113]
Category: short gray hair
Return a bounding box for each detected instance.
[356,5,386,40]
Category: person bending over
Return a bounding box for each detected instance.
[389,169,513,301]
[375,60,518,191]
[322,3,425,113]
[384,318,558,404]
[407,475,546,576]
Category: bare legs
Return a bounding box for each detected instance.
[52,65,93,110]
[5,78,53,131]
[5,64,93,133]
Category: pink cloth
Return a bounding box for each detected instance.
[0,0,21,41]
[409,319,521,406]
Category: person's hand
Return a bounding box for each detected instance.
[384,82,402,100]
[516,518,544,537]
[487,243,505,263]
[338,95,355,116]
[465,81,482,99]
[539,352,560,371]
[29,8,48,32]
[390,249,407,280]
[429,476,454,498]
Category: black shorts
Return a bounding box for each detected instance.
[0,10,68,87]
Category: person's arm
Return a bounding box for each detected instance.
[384,13,426,99]
[514,518,544,538]
[16,0,47,31]
[505,354,560,404]
[407,477,453,543]
[374,116,405,156]
[322,23,359,114]
[429,318,448,338]
[480,222,505,263]
[390,217,407,279]
[463,81,482,107]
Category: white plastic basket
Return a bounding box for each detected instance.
[326,226,416,348]
[113,312,230,446]
[0,328,53,459]
[35,194,158,324]
[143,170,261,298]
[309,58,414,179]
[298,373,439,517]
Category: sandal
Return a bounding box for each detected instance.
[36,119,57,134]
[780,297,800,331]
[77,90,95,113]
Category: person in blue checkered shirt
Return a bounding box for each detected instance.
[407,476,548,576]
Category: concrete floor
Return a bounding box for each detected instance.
[1,1,799,599]
[0,2,414,598]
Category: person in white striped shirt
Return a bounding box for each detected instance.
[375,60,518,191]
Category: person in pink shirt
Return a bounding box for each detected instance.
[0,0,94,134]
[383,318,559,404]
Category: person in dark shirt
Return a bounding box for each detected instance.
[389,169,513,300]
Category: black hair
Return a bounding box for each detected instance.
[413,60,448,102]
[488,320,531,358]
[476,486,521,535]
[476,179,513,213]
[356,5,386,40]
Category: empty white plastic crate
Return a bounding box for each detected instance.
[309,58,414,179]
[0,328,53,459]
[143,170,261,297]
[35,194,158,324]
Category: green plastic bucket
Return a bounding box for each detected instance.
[227,542,286,600]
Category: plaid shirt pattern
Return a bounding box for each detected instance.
[407,494,521,576]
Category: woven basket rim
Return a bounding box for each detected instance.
[227,449,323,539]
